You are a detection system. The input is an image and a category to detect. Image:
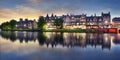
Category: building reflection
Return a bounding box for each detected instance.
[0,31,120,49]
[111,34,120,44]
[86,33,111,49]
[16,31,37,43]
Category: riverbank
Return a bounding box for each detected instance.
[44,29,90,33]
[1,28,119,33]
[1,29,96,33]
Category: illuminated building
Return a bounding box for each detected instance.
[45,12,111,29]
[112,17,120,28]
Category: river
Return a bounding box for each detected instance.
[0,31,120,60]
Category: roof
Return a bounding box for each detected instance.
[112,17,120,22]
[17,20,34,24]
[86,16,102,20]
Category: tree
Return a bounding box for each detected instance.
[1,19,17,30]
[54,18,63,29]
[1,22,10,30]
[10,19,17,29]
[37,32,47,45]
[38,16,46,30]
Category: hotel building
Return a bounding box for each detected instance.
[45,12,111,29]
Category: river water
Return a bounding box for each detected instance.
[0,31,120,60]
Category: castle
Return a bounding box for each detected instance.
[16,12,111,30]
[45,12,111,29]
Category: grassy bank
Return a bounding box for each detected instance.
[1,28,97,33]
[44,29,89,33]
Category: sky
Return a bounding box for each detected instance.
[0,0,120,24]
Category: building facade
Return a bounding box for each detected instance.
[45,12,111,29]
[112,17,120,28]
[44,12,111,29]
[45,14,58,29]
[17,18,37,29]
[62,14,86,29]
[63,12,111,29]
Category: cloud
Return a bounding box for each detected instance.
[27,0,41,5]
[0,5,46,24]
[16,5,45,16]
[0,0,120,24]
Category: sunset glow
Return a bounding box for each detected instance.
[0,0,120,24]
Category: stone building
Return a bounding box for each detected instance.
[62,12,111,29]
[112,17,120,28]
[44,12,111,29]
[45,14,58,29]
[17,18,37,30]
[62,14,86,29]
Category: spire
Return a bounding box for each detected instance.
[46,14,49,19]
[51,13,55,20]
[55,15,57,19]
[51,13,54,17]
[45,14,49,21]
[55,15,57,17]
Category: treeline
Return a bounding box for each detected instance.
[1,19,17,30]
[37,16,63,30]
[0,16,64,30]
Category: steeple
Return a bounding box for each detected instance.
[51,13,54,17]
[51,13,55,20]
[45,14,49,21]
[46,14,49,18]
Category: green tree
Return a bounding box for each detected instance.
[1,22,11,30]
[1,19,17,30]
[38,16,46,30]
[54,18,63,29]
[10,19,17,29]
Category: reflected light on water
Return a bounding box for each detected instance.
[0,31,120,60]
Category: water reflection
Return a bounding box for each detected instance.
[0,31,120,49]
